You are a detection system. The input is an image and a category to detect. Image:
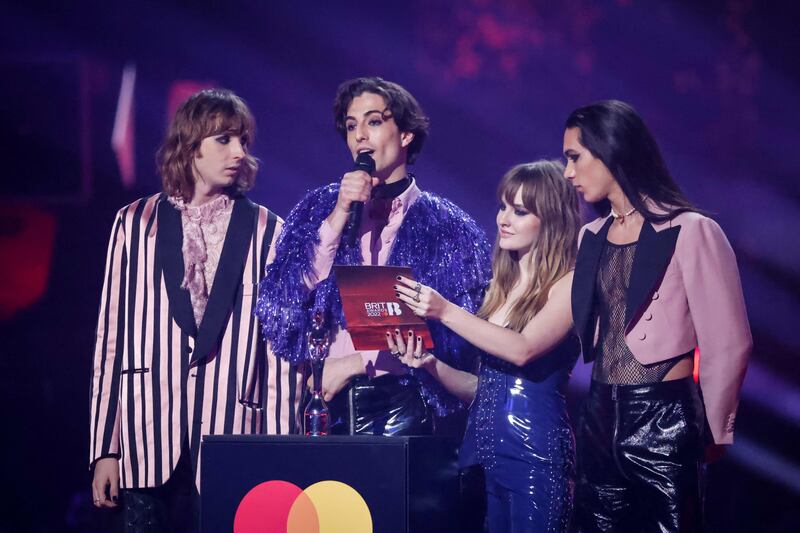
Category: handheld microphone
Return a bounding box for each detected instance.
[346,152,376,246]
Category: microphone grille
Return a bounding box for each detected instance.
[354,152,376,174]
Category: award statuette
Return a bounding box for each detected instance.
[304,309,331,436]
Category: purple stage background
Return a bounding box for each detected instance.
[2,1,798,531]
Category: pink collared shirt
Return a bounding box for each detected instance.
[308,179,422,376]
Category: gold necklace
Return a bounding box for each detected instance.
[610,205,637,224]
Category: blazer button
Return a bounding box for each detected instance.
[652,292,659,300]
[644,312,653,321]
[638,332,646,341]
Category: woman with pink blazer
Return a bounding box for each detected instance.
[562,100,751,532]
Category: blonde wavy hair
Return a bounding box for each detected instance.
[477,160,581,332]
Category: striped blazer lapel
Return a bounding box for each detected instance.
[192,197,256,366]
[156,195,197,337]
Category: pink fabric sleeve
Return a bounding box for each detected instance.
[680,216,752,444]
[89,210,126,466]
[305,220,341,288]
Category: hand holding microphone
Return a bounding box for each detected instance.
[336,152,376,245]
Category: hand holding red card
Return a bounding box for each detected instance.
[333,265,435,351]
[393,275,451,321]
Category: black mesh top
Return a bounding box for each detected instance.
[592,241,680,384]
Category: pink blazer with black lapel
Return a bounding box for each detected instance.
[572,210,752,445]
[89,194,303,489]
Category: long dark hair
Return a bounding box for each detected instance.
[565,100,698,222]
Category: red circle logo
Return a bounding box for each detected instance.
[234,479,372,533]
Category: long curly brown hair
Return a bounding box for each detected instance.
[157,88,258,202]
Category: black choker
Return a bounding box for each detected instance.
[372,174,413,200]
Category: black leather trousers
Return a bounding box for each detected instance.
[575,377,704,533]
[328,373,434,436]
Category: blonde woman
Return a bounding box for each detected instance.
[389,160,581,532]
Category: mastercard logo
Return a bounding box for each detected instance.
[234,480,373,533]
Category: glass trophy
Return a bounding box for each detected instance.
[304,309,331,436]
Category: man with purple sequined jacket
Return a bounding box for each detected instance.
[255,77,492,435]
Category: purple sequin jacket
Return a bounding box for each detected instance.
[254,182,492,415]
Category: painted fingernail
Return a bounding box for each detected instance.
[417,336,422,342]
[385,332,391,336]
[408,331,414,337]
[395,292,400,297]
[112,495,119,503]
[396,276,401,280]
[395,329,400,334]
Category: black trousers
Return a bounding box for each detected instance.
[327,373,434,436]
[121,441,199,533]
[575,377,704,533]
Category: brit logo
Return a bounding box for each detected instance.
[364,301,402,318]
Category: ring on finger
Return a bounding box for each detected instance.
[414,282,422,293]
[413,293,420,303]
[413,353,424,360]
[390,351,402,357]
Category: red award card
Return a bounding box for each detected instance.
[333,265,435,351]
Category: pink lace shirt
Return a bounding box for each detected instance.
[168,194,233,327]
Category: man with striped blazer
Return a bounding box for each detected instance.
[89,89,302,532]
